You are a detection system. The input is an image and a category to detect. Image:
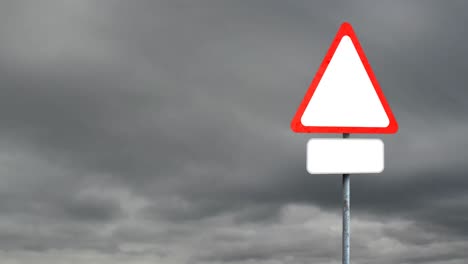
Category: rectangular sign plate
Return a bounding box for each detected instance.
[307,138,384,174]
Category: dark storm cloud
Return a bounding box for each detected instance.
[0,0,467,263]
[60,195,124,222]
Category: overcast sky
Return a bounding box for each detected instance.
[0,1,467,263]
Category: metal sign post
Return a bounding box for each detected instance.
[342,133,350,264]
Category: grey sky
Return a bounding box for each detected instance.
[0,0,467,263]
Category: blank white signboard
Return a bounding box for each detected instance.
[307,139,384,174]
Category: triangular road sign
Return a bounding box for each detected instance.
[291,22,398,134]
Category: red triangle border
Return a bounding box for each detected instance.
[290,22,398,134]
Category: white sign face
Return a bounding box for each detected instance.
[307,139,384,174]
[300,36,389,128]
[291,22,398,134]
